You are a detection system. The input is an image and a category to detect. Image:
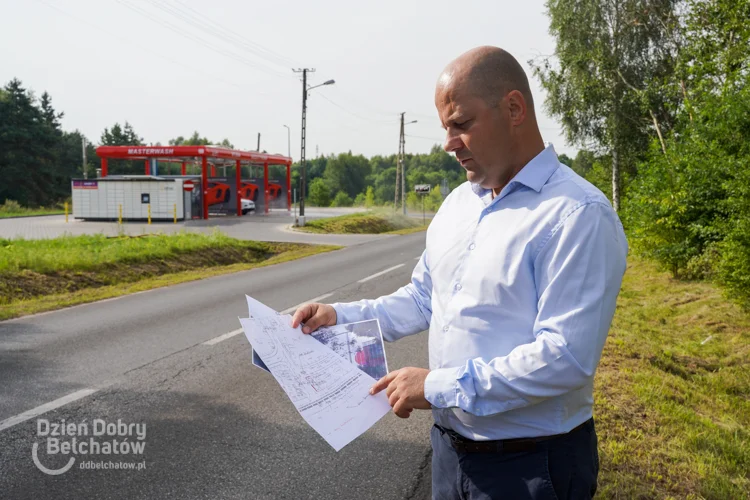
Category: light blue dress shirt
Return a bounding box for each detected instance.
[333,144,628,440]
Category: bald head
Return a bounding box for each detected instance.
[435,46,545,192]
[436,46,535,113]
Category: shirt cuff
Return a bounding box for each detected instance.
[331,303,350,325]
[424,366,463,409]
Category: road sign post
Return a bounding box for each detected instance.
[414,184,431,226]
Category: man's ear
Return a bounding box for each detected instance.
[506,90,527,126]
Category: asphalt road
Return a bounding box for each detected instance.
[0,232,432,500]
[0,208,384,246]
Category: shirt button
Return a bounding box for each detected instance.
[469,243,476,250]
[443,325,449,332]
[455,283,462,291]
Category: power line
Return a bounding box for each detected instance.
[146,0,299,72]
[114,0,293,81]
[314,93,396,125]
[406,111,441,121]
[168,0,300,68]
[405,134,445,142]
[35,0,275,95]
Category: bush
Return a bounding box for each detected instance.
[717,165,750,308]
[364,186,376,208]
[625,139,730,278]
[626,83,750,308]
[0,200,22,213]
[308,178,330,207]
[330,191,353,207]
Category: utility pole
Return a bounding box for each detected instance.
[257,133,261,152]
[82,137,88,179]
[293,68,314,219]
[401,115,407,214]
[395,113,404,210]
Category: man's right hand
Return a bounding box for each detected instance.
[290,303,337,334]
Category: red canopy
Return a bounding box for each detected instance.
[95,145,290,165]
[96,145,292,219]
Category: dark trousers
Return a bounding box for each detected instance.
[430,419,599,500]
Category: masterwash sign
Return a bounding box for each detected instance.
[32,418,146,475]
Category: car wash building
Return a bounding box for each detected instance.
[72,145,292,221]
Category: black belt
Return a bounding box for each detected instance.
[436,419,590,454]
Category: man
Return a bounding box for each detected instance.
[292,46,627,499]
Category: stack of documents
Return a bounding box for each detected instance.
[240,296,392,451]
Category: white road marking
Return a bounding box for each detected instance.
[0,388,97,432]
[202,328,244,346]
[358,264,405,283]
[280,293,334,314]
[202,292,335,346]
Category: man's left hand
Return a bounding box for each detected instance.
[370,367,432,418]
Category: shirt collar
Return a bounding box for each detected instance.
[470,143,560,200]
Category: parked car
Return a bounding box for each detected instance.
[241,198,255,215]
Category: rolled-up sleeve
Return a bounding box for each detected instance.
[332,250,433,342]
[424,201,628,416]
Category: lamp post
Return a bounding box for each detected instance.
[283,124,291,158]
[296,69,335,224]
[403,119,417,215]
[396,114,418,214]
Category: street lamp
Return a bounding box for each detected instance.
[402,119,418,215]
[282,124,290,158]
[395,115,418,214]
[298,73,335,224]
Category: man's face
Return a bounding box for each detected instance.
[436,84,514,189]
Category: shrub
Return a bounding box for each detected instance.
[330,191,353,207]
[308,178,330,207]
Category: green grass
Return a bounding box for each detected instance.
[0,232,339,320]
[0,199,65,218]
[0,207,64,218]
[296,210,426,234]
[0,232,253,274]
[595,256,749,499]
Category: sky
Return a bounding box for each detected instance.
[0,0,575,161]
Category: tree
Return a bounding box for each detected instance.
[101,122,142,146]
[169,132,234,148]
[625,0,750,308]
[557,153,573,167]
[323,152,371,199]
[99,122,144,175]
[0,79,50,206]
[571,150,596,177]
[331,191,353,207]
[364,186,376,208]
[533,0,681,211]
[308,178,330,207]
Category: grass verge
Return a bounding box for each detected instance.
[0,208,64,218]
[296,210,427,234]
[0,233,339,320]
[595,256,749,499]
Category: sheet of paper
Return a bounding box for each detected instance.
[245,295,276,372]
[240,315,391,451]
[246,296,389,379]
